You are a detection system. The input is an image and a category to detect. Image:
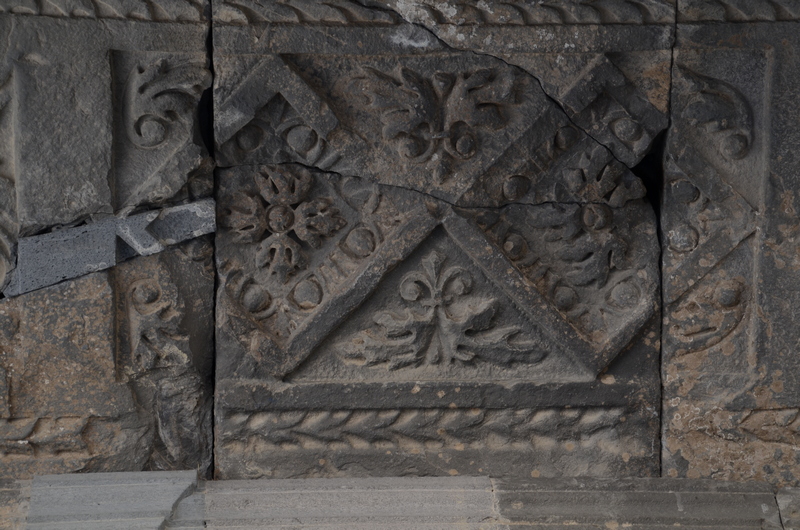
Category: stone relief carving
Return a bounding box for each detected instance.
[374,0,676,25]
[113,52,212,212]
[350,66,521,183]
[679,0,800,21]
[0,0,208,21]
[662,66,757,308]
[220,406,627,450]
[337,250,547,370]
[472,200,658,352]
[218,93,342,171]
[214,0,401,24]
[114,243,214,473]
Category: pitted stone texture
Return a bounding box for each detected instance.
[26,471,196,530]
[662,23,800,487]
[0,240,214,478]
[0,16,210,235]
[494,477,783,528]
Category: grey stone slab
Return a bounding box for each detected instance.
[662,22,800,488]
[778,488,800,530]
[494,477,782,528]
[2,219,117,297]
[26,470,196,529]
[200,477,498,528]
[2,199,215,297]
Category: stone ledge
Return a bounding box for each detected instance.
[3,473,800,529]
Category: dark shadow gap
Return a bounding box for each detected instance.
[632,130,667,236]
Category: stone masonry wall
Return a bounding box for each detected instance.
[0,0,798,487]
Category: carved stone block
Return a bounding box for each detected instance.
[214,159,660,478]
[213,6,662,481]
[662,22,800,487]
[0,239,213,478]
[0,14,210,239]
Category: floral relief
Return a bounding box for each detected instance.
[337,251,547,370]
[352,66,519,182]
[223,165,346,284]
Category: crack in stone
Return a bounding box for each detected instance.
[349,0,661,171]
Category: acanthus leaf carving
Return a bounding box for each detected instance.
[472,201,657,350]
[338,250,547,370]
[351,65,520,182]
[116,250,212,471]
[221,406,628,450]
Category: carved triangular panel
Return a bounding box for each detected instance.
[292,226,592,383]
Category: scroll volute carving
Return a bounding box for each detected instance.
[114,52,212,212]
[674,67,754,169]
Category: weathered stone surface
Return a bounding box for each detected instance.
[213,7,663,481]
[0,479,28,530]
[354,7,674,168]
[0,239,213,478]
[214,159,660,479]
[26,471,196,529]
[213,0,677,26]
[662,22,800,487]
[12,474,797,528]
[113,238,215,474]
[678,0,800,21]
[0,15,210,234]
[494,477,783,528]
[778,488,800,530]
[213,24,656,206]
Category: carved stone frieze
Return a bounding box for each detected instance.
[113,240,214,473]
[377,0,676,25]
[0,238,213,478]
[662,23,800,487]
[0,0,209,22]
[679,0,800,21]
[214,43,663,211]
[215,157,660,478]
